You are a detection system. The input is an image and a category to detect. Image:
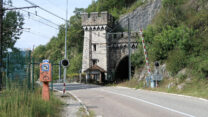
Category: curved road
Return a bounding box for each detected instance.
[53,83,208,117]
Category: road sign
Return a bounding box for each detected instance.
[40,63,52,82]
[42,59,49,63]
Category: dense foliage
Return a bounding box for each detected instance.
[2,10,24,53]
[136,0,208,77]
[86,0,146,19]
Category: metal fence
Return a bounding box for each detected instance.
[2,51,32,89]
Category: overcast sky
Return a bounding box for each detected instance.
[7,0,92,50]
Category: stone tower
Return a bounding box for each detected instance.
[81,12,113,77]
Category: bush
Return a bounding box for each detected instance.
[189,52,208,78]
[131,44,145,68]
[147,25,193,61]
[166,49,187,75]
[67,53,82,74]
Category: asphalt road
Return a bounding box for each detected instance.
[53,83,208,117]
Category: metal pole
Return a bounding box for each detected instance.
[32,57,34,90]
[6,54,8,89]
[63,0,68,94]
[59,60,61,82]
[51,62,53,91]
[128,18,131,80]
[0,0,3,90]
[79,70,81,83]
[27,51,31,89]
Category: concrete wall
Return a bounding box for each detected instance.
[118,0,161,31]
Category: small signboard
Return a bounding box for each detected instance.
[40,63,52,82]
[41,64,49,72]
[42,60,49,63]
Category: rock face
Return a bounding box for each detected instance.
[118,0,162,31]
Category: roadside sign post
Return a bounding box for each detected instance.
[40,60,52,101]
[61,59,69,94]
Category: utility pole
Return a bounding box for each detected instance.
[128,18,131,81]
[0,0,3,91]
[63,0,68,94]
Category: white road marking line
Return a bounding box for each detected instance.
[101,89,195,117]
[53,88,90,116]
[68,91,90,116]
[116,86,208,102]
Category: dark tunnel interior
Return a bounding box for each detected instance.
[114,56,135,82]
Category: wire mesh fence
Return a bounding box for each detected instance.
[2,51,32,89]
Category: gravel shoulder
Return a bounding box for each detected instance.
[53,90,89,117]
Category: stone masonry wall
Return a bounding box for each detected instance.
[118,0,161,31]
[81,12,110,73]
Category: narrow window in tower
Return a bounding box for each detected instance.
[93,44,96,51]
[98,32,100,37]
[92,59,98,65]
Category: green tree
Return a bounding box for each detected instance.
[2,11,24,52]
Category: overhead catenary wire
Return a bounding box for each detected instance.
[24,0,66,21]
[4,3,59,27]
[23,30,52,39]
[45,0,65,12]
[21,9,59,27]
[23,14,59,30]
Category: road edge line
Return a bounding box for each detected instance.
[66,91,90,116]
[53,89,90,116]
[101,89,195,117]
[116,86,208,102]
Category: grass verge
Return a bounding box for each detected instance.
[116,77,208,99]
[0,87,62,117]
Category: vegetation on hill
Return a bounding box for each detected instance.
[133,0,208,78]
[124,0,208,99]
[33,0,146,80]
[33,0,208,85]
[86,0,146,19]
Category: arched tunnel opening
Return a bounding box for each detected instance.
[114,56,135,82]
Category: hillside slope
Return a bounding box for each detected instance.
[122,0,208,98]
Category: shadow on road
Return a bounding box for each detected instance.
[52,83,101,91]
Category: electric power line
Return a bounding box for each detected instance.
[4,5,38,11]
[23,30,53,39]
[45,0,65,12]
[24,15,59,30]
[4,3,59,27]
[21,9,59,27]
[24,0,66,21]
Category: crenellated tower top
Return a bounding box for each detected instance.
[81,11,114,27]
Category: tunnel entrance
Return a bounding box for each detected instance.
[114,56,135,82]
